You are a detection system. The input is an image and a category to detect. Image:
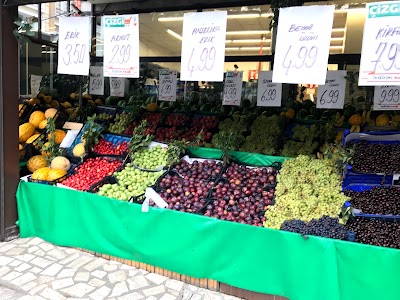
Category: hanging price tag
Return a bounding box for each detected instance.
[272,5,334,84]
[223,71,243,106]
[257,71,282,107]
[103,15,139,78]
[110,78,125,97]
[373,85,400,110]
[180,11,227,82]
[57,17,91,75]
[316,71,347,109]
[158,69,177,101]
[359,2,400,86]
[30,75,42,97]
[89,67,104,96]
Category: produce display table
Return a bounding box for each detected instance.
[17,181,400,300]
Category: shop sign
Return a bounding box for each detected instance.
[180,11,227,82]
[110,78,125,97]
[103,15,139,78]
[359,1,400,86]
[89,66,104,96]
[257,71,282,107]
[316,71,347,109]
[373,85,400,110]
[248,70,257,80]
[30,75,42,97]
[272,5,335,84]
[158,69,177,101]
[57,17,91,76]
[223,71,243,106]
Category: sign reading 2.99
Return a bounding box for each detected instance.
[180,11,227,82]
[57,17,91,75]
[359,1,400,86]
[103,15,139,78]
[272,5,334,85]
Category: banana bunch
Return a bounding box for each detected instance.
[362,110,374,126]
[334,112,345,127]
[350,125,361,133]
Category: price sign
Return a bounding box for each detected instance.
[257,71,282,107]
[89,67,104,96]
[158,69,177,101]
[57,17,91,75]
[272,5,334,84]
[110,78,125,97]
[373,85,400,110]
[103,15,139,78]
[180,11,227,82]
[30,75,42,97]
[359,2,400,86]
[316,71,347,109]
[223,71,243,106]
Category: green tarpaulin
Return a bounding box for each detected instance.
[17,181,400,300]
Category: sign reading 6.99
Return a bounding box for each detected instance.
[257,71,282,107]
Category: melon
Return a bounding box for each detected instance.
[25,133,41,144]
[29,111,46,128]
[51,156,71,172]
[19,123,35,142]
[47,169,67,182]
[41,142,50,157]
[19,104,24,117]
[50,100,60,108]
[48,129,66,144]
[39,119,48,129]
[31,167,51,181]
[27,155,48,173]
[73,143,86,157]
[19,144,23,151]
[43,95,52,104]
[376,114,390,126]
[45,108,57,119]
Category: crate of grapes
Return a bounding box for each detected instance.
[95,106,117,124]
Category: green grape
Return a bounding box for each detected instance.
[133,145,168,169]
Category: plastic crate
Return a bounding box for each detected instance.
[91,134,131,157]
[95,106,117,124]
[342,174,393,191]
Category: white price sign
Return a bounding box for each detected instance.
[223,71,243,106]
[359,2,400,86]
[110,78,125,97]
[180,11,227,82]
[272,5,334,84]
[373,85,400,110]
[103,15,139,78]
[158,69,177,101]
[89,67,104,96]
[30,75,42,97]
[57,17,91,75]
[257,71,282,107]
[316,71,347,109]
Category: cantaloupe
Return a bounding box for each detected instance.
[51,156,71,172]
[19,123,35,142]
[44,108,57,119]
[27,155,48,173]
[29,111,46,128]
[73,143,86,157]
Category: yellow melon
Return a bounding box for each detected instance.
[31,167,51,181]
[48,129,66,145]
[41,142,50,157]
[47,169,67,182]
[19,123,35,142]
[73,143,86,157]
[51,156,71,172]
[45,108,57,119]
[39,119,48,130]
[25,133,41,144]
[29,111,46,128]
[27,155,48,173]
[19,144,23,151]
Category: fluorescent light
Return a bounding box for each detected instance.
[260,13,273,17]
[166,29,182,41]
[225,47,240,51]
[227,14,260,19]
[158,16,183,22]
[228,39,271,44]
[240,47,269,51]
[159,13,271,22]
[42,51,56,54]
[226,30,270,35]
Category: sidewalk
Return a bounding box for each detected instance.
[0,238,241,300]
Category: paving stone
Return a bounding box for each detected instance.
[15,262,32,272]
[88,278,106,287]
[20,281,38,293]
[30,258,53,268]
[40,287,66,300]
[185,284,200,293]
[146,297,158,300]
[33,250,45,257]
[165,279,185,292]
[108,270,127,284]
[142,285,166,297]
[57,268,76,279]
[41,263,63,276]
[9,260,23,267]
[36,276,54,285]
[91,270,107,279]
[145,273,168,285]
[0,243,17,253]
[120,264,136,270]
[27,246,40,254]
[47,249,67,260]
[88,286,111,300]
[109,281,129,297]
[84,258,107,271]
[0,256,14,266]
[18,295,46,300]
[204,290,224,300]
[191,294,204,300]
[66,256,93,269]
[59,253,80,265]
[128,270,139,277]
[117,292,144,300]
[74,272,90,282]
[61,283,95,298]
[182,289,193,300]
[38,243,54,252]
[6,247,26,256]
[159,293,178,300]
[2,271,23,281]
[11,272,37,286]
[28,284,47,295]
[168,290,181,297]
[19,254,35,262]
[27,238,44,246]
[103,264,118,272]
[51,278,74,290]
[30,267,42,274]
[64,248,80,254]
[0,266,11,277]
[127,275,150,290]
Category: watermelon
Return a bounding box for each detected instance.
[297,109,308,119]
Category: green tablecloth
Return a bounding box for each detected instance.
[16,181,400,300]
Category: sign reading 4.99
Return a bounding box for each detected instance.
[359,1,400,86]
[103,15,139,78]
[272,5,334,85]
[57,17,91,75]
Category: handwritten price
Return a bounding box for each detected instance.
[90,79,103,91]
[111,79,122,89]
[161,83,172,95]
[372,42,400,73]
[261,89,277,102]
[224,87,237,100]
[319,90,339,105]
[109,45,131,64]
[282,45,318,75]
[379,88,400,103]
[63,44,86,66]
[187,47,216,77]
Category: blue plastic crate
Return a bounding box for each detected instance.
[102,134,131,145]
[64,123,103,156]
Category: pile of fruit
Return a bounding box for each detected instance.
[264,155,347,229]
[108,112,132,134]
[207,163,276,226]
[96,113,114,122]
[93,139,129,156]
[97,165,163,201]
[165,114,189,127]
[62,157,122,191]
[28,156,71,182]
[132,145,168,170]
